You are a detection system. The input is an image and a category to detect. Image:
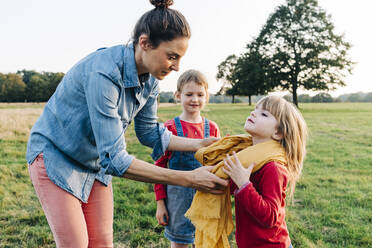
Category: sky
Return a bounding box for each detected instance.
[1,0,371,97]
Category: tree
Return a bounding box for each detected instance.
[347,92,363,102]
[42,72,64,98]
[216,46,273,105]
[298,94,312,103]
[363,92,372,102]
[216,55,239,103]
[312,92,333,102]
[17,69,38,85]
[26,74,49,102]
[230,42,273,105]
[0,73,26,102]
[254,0,353,106]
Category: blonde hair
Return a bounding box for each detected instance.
[257,95,308,199]
[176,70,209,100]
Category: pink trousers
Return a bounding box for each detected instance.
[28,154,114,248]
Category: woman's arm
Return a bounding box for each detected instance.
[167,135,219,152]
[124,158,228,194]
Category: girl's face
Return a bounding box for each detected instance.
[176,82,207,115]
[244,104,280,142]
[140,36,189,80]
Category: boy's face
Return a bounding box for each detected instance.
[176,81,207,115]
[244,104,280,142]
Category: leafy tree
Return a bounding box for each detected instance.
[312,92,333,102]
[42,72,64,98]
[216,47,272,105]
[0,73,26,102]
[347,92,363,102]
[23,72,64,102]
[216,55,239,103]
[363,92,372,102]
[26,74,49,102]
[0,70,63,102]
[17,69,38,85]
[234,43,274,105]
[158,91,175,103]
[254,0,353,106]
[298,94,312,103]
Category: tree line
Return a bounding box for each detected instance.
[0,70,64,102]
[158,91,372,104]
[216,0,354,106]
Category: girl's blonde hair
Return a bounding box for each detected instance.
[176,69,209,101]
[257,95,308,199]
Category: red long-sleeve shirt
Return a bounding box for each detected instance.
[231,161,291,248]
[154,118,220,200]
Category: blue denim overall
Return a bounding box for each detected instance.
[164,116,210,244]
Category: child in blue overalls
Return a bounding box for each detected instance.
[154,69,220,247]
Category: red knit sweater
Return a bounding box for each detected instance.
[231,161,291,248]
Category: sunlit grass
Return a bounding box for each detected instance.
[0,102,371,247]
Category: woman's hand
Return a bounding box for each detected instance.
[197,137,220,150]
[156,200,169,226]
[222,151,254,189]
[188,166,228,194]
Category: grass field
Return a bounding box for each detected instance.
[0,102,371,247]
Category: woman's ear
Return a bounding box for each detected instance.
[138,34,152,51]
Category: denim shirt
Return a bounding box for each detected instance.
[26,43,171,202]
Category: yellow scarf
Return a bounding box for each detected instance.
[185,134,287,248]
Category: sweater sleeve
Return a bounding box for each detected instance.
[153,151,171,200]
[229,179,238,195]
[153,120,175,201]
[234,162,288,228]
[209,120,221,138]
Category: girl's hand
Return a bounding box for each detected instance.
[222,151,254,189]
[156,200,169,226]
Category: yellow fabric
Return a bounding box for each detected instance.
[185,134,287,248]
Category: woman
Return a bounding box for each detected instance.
[26,1,227,247]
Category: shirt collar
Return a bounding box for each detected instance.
[122,43,150,88]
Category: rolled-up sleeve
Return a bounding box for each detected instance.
[84,71,134,176]
[134,83,171,161]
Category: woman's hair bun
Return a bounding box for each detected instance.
[150,0,174,9]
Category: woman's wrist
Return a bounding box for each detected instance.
[168,135,200,152]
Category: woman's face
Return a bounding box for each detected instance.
[139,36,189,80]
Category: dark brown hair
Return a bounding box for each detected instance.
[132,0,191,48]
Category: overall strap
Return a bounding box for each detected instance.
[204,118,210,138]
[174,116,184,137]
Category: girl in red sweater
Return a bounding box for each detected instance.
[223,96,307,248]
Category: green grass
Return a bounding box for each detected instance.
[0,102,371,247]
